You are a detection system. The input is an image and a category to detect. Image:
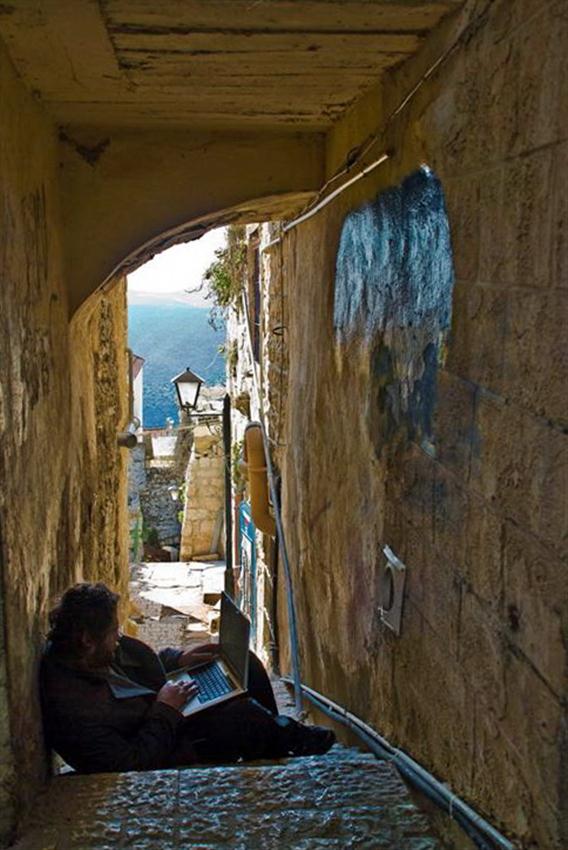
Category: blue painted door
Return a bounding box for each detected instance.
[238,501,257,637]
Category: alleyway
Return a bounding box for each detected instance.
[0,1,565,848]
[10,562,442,850]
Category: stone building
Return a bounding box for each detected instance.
[179,422,225,560]
[0,2,566,849]
[138,429,183,553]
[225,224,287,664]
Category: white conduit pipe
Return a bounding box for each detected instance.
[263,151,391,251]
[283,677,516,850]
[241,290,303,715]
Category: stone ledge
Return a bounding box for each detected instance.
[12,749,442,849]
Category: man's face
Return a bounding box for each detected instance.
[85,614,120,668]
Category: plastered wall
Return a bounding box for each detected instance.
[277,1,567,848]
[0,42,129,844]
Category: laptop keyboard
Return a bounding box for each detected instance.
[192,663,233,703]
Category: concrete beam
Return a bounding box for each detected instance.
[59,128,324,313]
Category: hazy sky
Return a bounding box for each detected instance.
[127,228,226,306]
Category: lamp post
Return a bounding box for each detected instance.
[171,367,204,415]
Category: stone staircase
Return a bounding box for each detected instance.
[12,747,442,849]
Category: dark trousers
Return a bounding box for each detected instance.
[175,653,299,765]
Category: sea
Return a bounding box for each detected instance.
[128,300,226,428]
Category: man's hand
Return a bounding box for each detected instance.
[156,679,199,712]
[178,642,220,670]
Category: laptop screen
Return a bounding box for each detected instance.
[220,593,250,686]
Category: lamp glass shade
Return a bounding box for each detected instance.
[172,368,204,411]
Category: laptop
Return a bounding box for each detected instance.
[167,592,250,717]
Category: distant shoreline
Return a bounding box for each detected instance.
[128,290,210,308]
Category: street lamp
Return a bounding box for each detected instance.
[171,367,204,414]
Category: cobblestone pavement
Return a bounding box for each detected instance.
[130,561,225,654]
[13,749,441,849]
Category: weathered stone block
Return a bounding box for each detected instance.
[503,288,568,426]
[474,30,521,162]
[394,640,474,788]
[444,177,480,282]
[420,39,483,172]
[471,393,568,557]
[477,167,506,286]
[461,492,504,612]
[396,442,435,529]
[472,652,564,849]
[447,283,507,396]
[409,547,463,660]
[431,464,469,572]
[502,520,567,695]
[471,706,534,843]
[508,0,568,155]
[433,369,477,480]
[499,148,553,289]
[459,590,507,719]
[551,140,568,290]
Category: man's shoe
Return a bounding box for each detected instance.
[291,724,336,756]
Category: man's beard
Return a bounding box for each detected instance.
[90,644,115,669]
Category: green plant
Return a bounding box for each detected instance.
[231,439,247,494]
[203,226,247,330]
[219,340,239,377]
[142,524,160,547]
[130,517,143,561]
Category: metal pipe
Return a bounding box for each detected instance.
[263,152,391,251]
[282,677,515,850]
[270,534,280,675]
[222,394,234,597]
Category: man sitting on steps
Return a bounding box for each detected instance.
[41,582,335,774]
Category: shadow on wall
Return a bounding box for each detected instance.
[334,166,455,455]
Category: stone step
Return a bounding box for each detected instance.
[12,747,442,849]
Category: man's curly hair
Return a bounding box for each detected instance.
[48,583,119,653]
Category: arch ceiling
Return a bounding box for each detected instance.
[0,0,461,311]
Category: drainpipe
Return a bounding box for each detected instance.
[222,394,234,597]
[269,535,280,674]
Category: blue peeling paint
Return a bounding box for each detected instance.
[334,167,455,454]
[334,167,454,340]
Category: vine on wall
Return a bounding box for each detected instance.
[203,225,247,330]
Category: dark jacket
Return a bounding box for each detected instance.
[41,636,195,773]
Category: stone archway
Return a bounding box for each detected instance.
[60,128,324,315]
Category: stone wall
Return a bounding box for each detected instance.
[274,2,568,848]
[140,462,181,549]
[68,281,130,600]
[261,224,290,471]
[0,41,130,845]
[128,443,146,562]
[180,424,225,559]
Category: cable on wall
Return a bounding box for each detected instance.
[283,677,515,850]
[263,151,391,251]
